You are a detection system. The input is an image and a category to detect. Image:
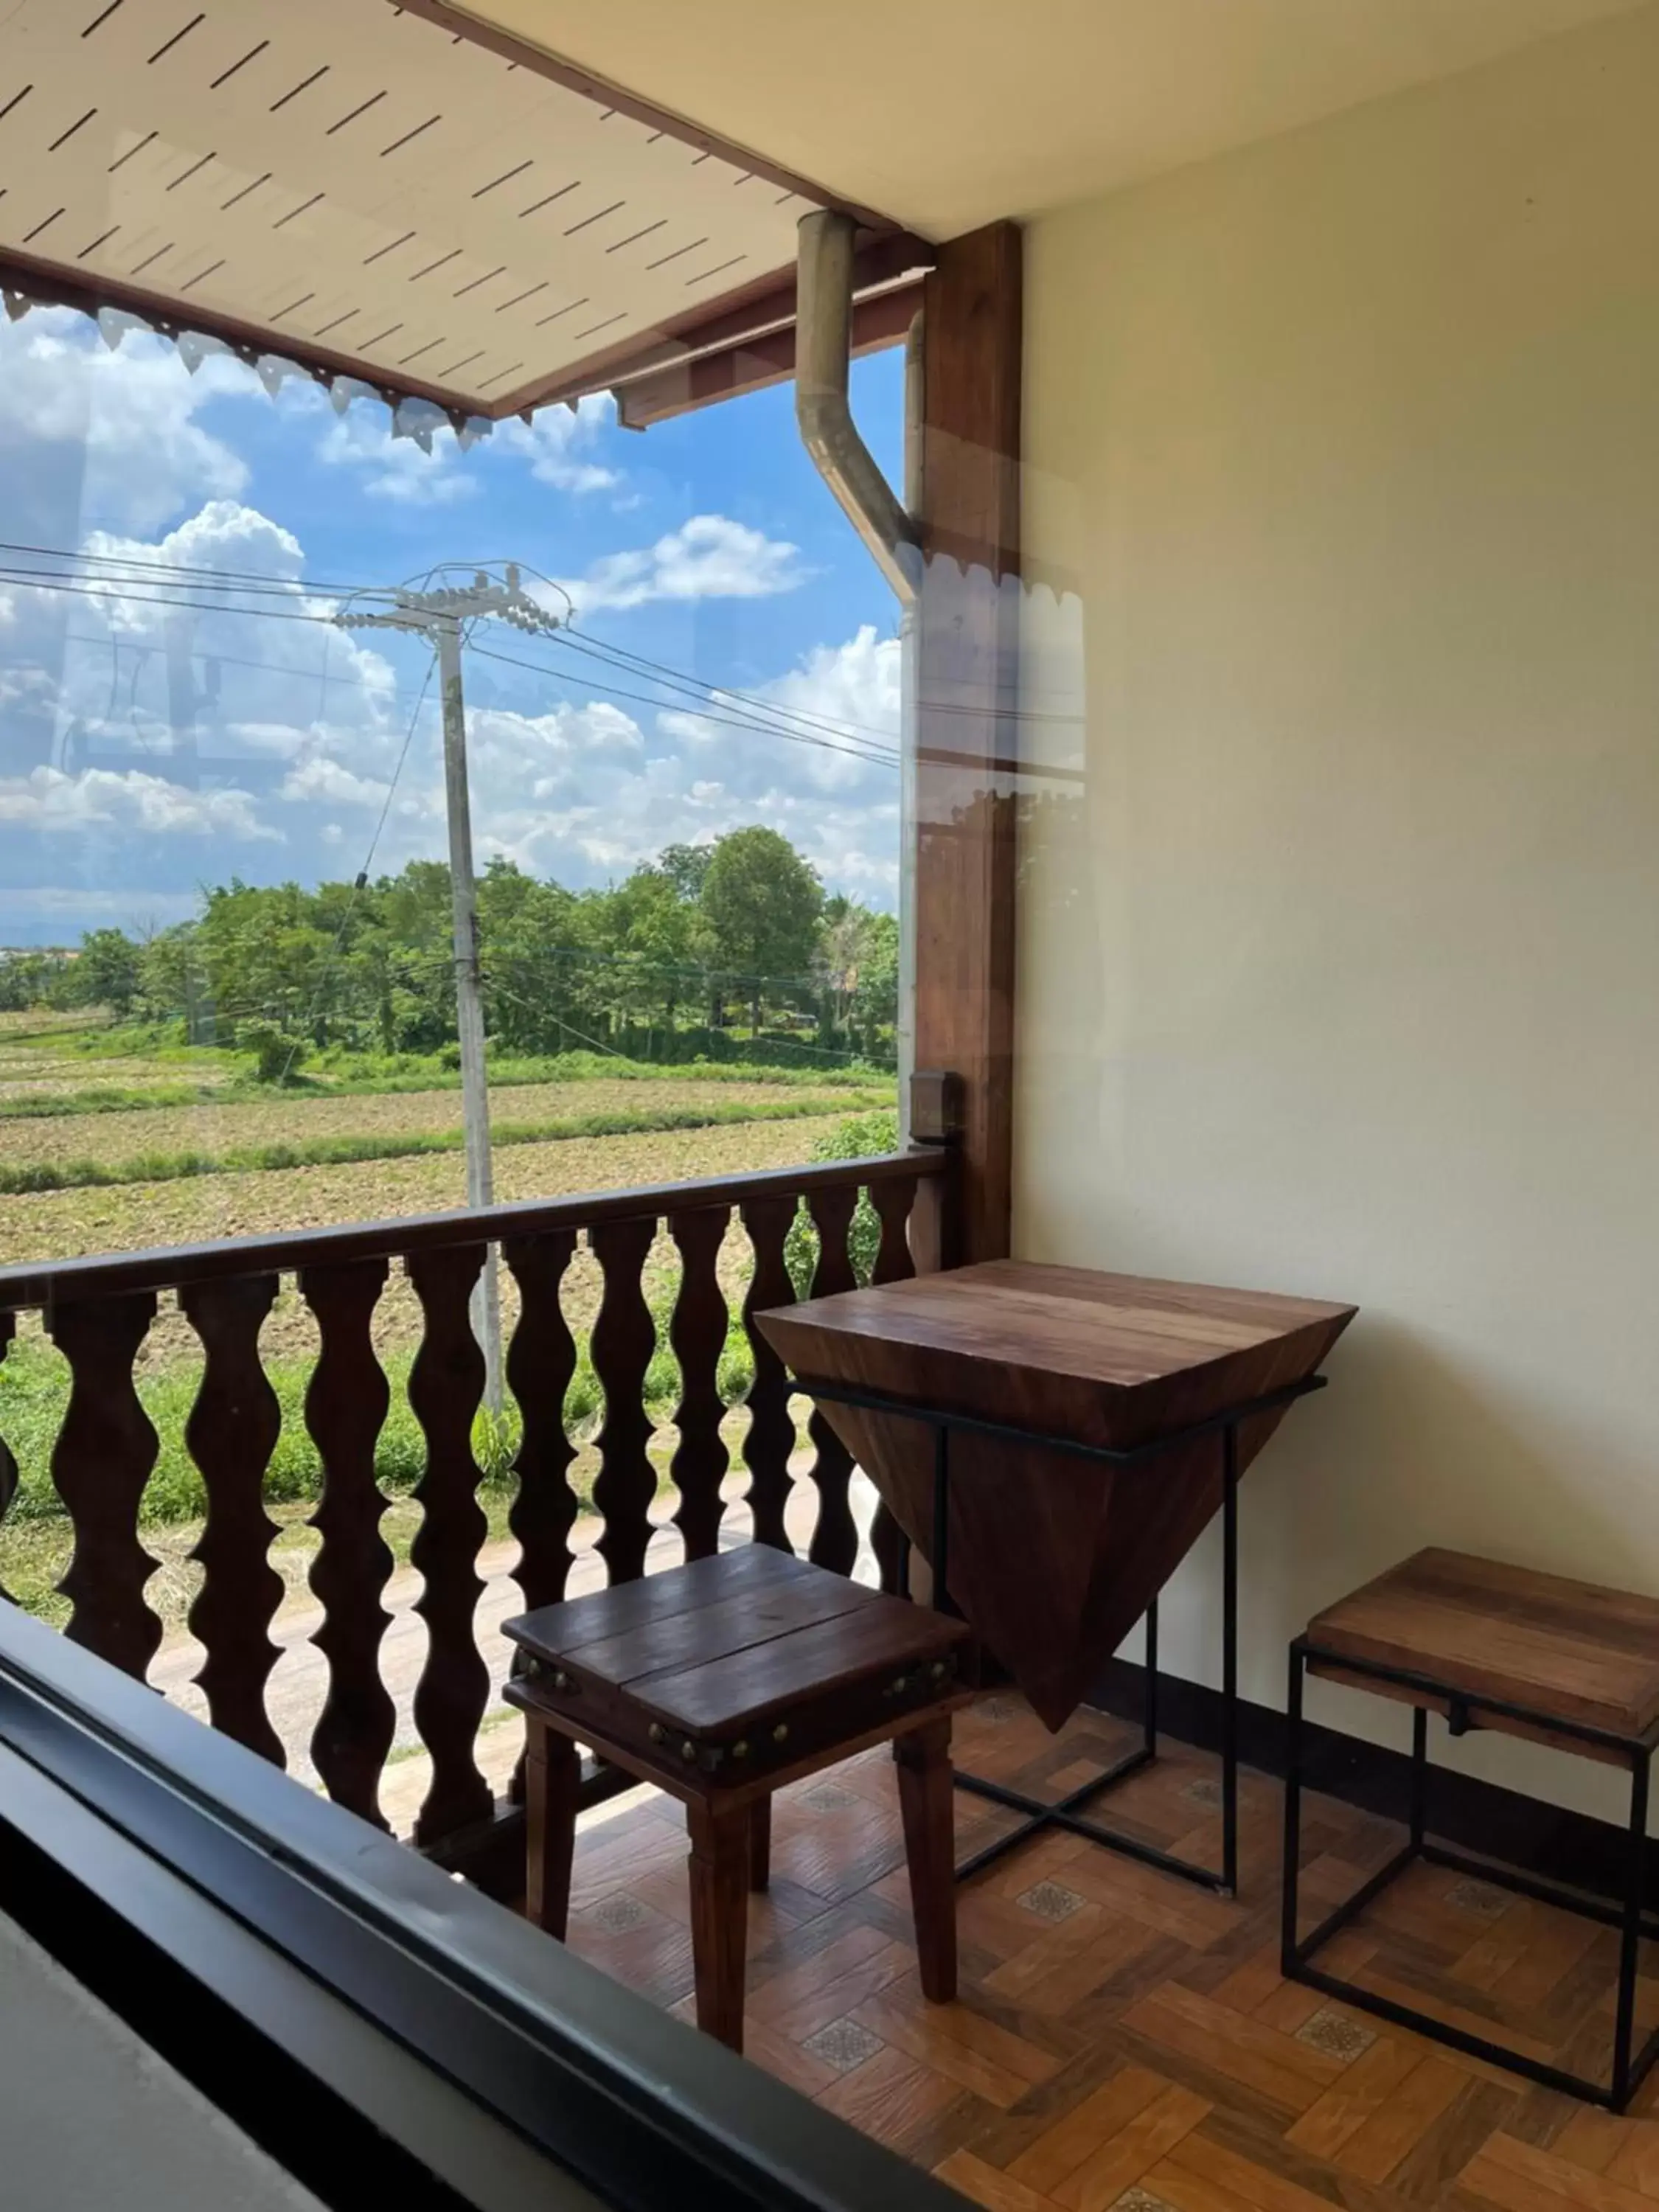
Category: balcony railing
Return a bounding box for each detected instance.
[0,1145,951,1883]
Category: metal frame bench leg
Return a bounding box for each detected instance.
[1281,1635,1659,2112]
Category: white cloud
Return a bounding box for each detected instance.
[555,515,807,617]
[493,396,619,494]
[316,391,618,504]
[279,755,390,807]
[88,499,305,579]
[0,310,260,533]
[314,408,479,506]
[0,764,277,841]
[22,498,405,850]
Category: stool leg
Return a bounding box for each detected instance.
[526,1722,580,1939]
[748,1797,771,1892]
[686,1801,750,2051]
[896,1717,957,2003]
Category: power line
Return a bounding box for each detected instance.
[470,641,898,771]
[0,572,346,626]
[0,538,383,601]
[544,627,900,759]
[7,537,902,755]
[552,626,903,752]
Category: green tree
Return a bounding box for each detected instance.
[700,826,824,1037]
[69,928,142,1016]
[603,864,700,1033]
[657,841,714,902]
[0,950,64,1012]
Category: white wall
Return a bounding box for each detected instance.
[0,1910,324,2212]
[1015,1,1659,1819]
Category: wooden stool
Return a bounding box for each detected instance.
[1284,1547,1659,2110]
[503,1544,974,2052]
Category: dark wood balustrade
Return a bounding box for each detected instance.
[0,1148,950,1882]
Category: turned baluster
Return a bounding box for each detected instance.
[49,1293,162,1678]
[668,1203,731,1562]
[406,1243,493,1848]
[503,1230,578,1613]
[301,1259,396,1828]
[868,1176,921,1593]
[588,1217,659,1587]
[738,1194,800,1554]
[0,1313,16,1605]
[804,1186,859,1577]
[871,1176,921,1288]
[181,1273,284,1764]
[502,1229,579,1804]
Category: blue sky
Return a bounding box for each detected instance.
[0,307,904,943]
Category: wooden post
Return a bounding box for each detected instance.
[914,221,1022,1264]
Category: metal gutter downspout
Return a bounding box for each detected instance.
[795,211,921,608]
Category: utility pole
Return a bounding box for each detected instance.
[335,566,564,1413]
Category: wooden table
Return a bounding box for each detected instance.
[758,1261,1354,1888]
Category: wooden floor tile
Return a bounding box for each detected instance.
[852,1989,1056,2108]
[1004,2062,1171,2195]
[526,1691,1659,2211]
[1336,2056,1469,2182]
[1464,2133,1657,2212]
[815,2043,967,2158]
[1052,2081,1211,2212]
[1120,1983,1343,2118]
[935,2149,1067,2212]
[1286,2034,1425,2159]
[1164,2124,1352,2212]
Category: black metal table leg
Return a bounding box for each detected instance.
[1221,1429,1239,1896]
[940,1419,1243,1896]
[1409,1706,1427,1851]
[1613,1750,1651,2107]
[1280,1640,1304,1975]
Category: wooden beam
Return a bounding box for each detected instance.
[501,231,930,420]
[613,281,921,429]
[913,221,1022,1264]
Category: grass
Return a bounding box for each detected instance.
[0,1091,889,1194]
[0,1048,888,1121]
[0,1118,854,1279]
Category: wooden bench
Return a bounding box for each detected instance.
[1284,1547,1659,2110]
[503,1545,974,2052]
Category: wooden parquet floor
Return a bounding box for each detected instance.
[555,1693,1659,2211]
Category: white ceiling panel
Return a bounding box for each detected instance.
[0,0,841,414]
